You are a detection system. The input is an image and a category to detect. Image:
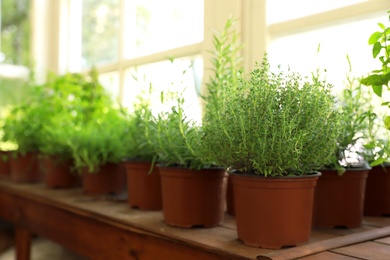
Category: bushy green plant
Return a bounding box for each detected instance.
[2,69,113,157]
[69,108,128,173]
[203,56,340,176]
[38,113,76,160]
[152,91,211,170]
[201,19,340,176]
[2,88,46,153]
[123,88,157,162]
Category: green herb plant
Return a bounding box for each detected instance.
[69,108,128,174]
[152,91,211,170]
[202,19,341,177]
[123,86,157,163]
[360,10,390,129]
[327,56,371,172]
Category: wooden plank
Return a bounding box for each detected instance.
[375,236,390,245]
[6,195,244,260]
[257,226,390,260]
[299,251,359,259]
[363,217,390,228]
[332,241,390,259]
[0,182,269,259]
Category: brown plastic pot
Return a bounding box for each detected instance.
[231,173,319,249]
[158,166,227,228]
[0,151,11,180]
[313,168,369,228]
[124,161,162,210]
[10,152,41,183]
[82,163,126,195]
[364,164,390,216]
[226,175,235,215]
[41,155,78,188]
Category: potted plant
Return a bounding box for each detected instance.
[122,89,162,210]
[69,108,127,195]
[38,114,79,188]
[152,91,227,228]
[359,10,390,216]
[363,136,390,216]
[201,19,341,249]
[313,59,371,229]
[0,114,17,180]
[2,88,45,183]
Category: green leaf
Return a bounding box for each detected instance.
[372,85,383,97]
[369,31,382,44]
[361,74,384,86]
[371,157,386,167]
[385,116,390,130]
[378,23,386,30]
[373,42,382,58]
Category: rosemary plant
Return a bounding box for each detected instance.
[152,91,211,170]
[123,88,157,162]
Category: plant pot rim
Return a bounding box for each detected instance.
[229,171,321,179]
[157,163,225,171]
[321,165,371,172]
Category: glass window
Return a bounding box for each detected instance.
[267,0,368,24]
[0,0,30,65]
[123,0,203,58]
[268,15,387,92]
[123,56,203,123]
[99,72,120,102]
[81,0,120,69]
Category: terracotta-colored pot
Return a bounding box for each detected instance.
[226,175,235,215]
[124,161,162,210]
[364,165,390,216]
[313,168,369,228]
[158,166,227,228]
[82,163,126,195]
[10,152,41,183]
[231,173,319,249]
[41,155,79,188]
[0,151,11,179]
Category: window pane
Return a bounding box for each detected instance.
[0,0,30,65]
[99,72,120,101]
[267,0,367,24]
[123,57,203,123]
[268,15,386,92]
[81,0,120,69]
[123,0,203,58]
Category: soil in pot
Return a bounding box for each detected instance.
[40,155,79,188]
[82,163,126,195]
[313,168,369,228]
[231,173,319,249]
[10,152,41,183]
[124,161,162,210]
[364,164,390,216]
[158,166,227,228]
[0,151,11,180]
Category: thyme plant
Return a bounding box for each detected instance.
[203,56,340,176]
[202,19,341,176]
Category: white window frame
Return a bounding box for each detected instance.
[30,0,390,96]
